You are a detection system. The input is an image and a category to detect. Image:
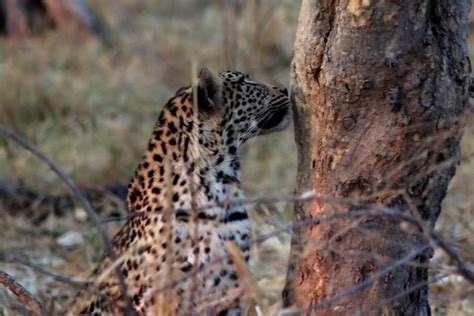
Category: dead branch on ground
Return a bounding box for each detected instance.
[0,270,47,316]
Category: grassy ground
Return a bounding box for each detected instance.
[0,1,472,315]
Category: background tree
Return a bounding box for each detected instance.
[0,0,101,38]
[283,0,471,314]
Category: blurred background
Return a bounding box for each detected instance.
[0,1,472,314]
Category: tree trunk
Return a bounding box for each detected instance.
[283,0,471,315]
[3,0,27,37]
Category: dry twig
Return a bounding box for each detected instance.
[281,245,431,315]
[0,124,136,315]
[1,128,472,314]
[0,270,47,316]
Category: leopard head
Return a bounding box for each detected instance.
[196,68,291,154]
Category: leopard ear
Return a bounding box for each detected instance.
[196,68,223,114]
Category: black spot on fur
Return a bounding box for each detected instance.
[226,212,248,222]
[172,193,179,202]
[168,106,178,117]
[168,122,178,133]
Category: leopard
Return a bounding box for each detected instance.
[67,68,291,315]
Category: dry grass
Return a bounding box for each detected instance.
[0,1,472,315]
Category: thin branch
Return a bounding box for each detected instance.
[428,230,474,283]
[3,167,473,311]
[5,202,473,314]
[282,244,431,315]
[356,273,448,315]
[6,255,86,290]
[0,124,136,315]
[142,207,446,301]
[0,270,47,316]
[5,254,111,301]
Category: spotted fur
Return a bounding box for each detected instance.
[67,69,291,315]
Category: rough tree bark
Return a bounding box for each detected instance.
[283,0,471,315]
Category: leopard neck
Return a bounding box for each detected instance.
[127,89,244,219]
